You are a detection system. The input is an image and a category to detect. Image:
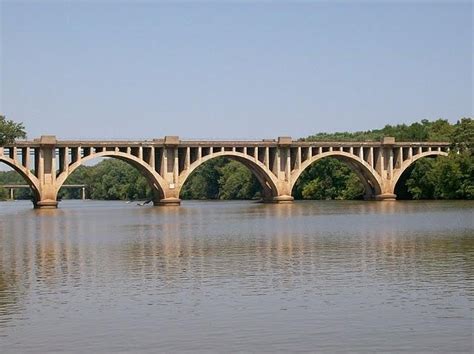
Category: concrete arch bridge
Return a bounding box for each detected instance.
[0,136,450,208]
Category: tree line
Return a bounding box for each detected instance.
[0,117,472,201]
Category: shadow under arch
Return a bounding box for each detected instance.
[178,151,279,200]
[290,151,383,199]
[0,156,41,202]
[55,151,168,201]
[392,151,448,198]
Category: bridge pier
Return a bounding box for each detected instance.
[155,197,181,206]
[272,195,294,203]
[34,199,58,209]
[375,193,397,201]
[35,182,59,209]
[35,136,59,209]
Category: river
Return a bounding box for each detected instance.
[0,200,473,352]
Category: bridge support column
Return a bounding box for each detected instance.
[35,194,59,208]
[376,179,397,201]
[375,137,397,201]
[155,136,181,206]
[155,187,181,206]
[270,137,295,204]
[35,136,59,209]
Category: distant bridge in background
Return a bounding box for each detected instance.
[0,135,449,208]
[1,184,86,201]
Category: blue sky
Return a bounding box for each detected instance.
[1,1,472,140]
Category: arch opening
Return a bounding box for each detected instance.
[56,153,167,203]
[291,155,382,200]
[394,153,455,200]
[179,155,278,201]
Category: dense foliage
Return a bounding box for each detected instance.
[293,159,365,200]
[0,115,26,145]
[400,152,473,199]
[304,118,455,142]
[180,158,261,200]
[59,159,153,200]
[0,116,28,199]
[0,118,472,201]
[63,158,262,201]
[0,170,32,200]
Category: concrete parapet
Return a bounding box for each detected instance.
[39,135,57,146]
[164,136,180,146]
[277,136,292,146]
[381,137,395,145]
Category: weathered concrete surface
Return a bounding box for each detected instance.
[1,136,450,208]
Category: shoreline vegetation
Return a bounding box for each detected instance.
[0,118,472,201]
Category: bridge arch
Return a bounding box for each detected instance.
[290,151,383,199]
[178,151,279,200]
[392,150,448,192]
[55,151,168,202]
[0,156,41,202]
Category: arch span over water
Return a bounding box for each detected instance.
[290,151,383,199]
[55,151,168,203]
[178,151,280,201]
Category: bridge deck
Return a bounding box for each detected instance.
[7,140,451,148]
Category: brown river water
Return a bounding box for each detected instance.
[0,200,473,352]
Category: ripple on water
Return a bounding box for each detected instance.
[0,200,473,352]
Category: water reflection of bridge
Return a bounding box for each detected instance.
[1,202,472,352]
[0,202,472,295]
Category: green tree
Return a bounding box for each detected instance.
[432,153,473,199]
[0,116,26,145]
[0,187,8,200]
[293,158,365,200]
[59,159,153,200]
[0,170,32,199]
[451,118,474,154]
[405,159,436,199]
[218,161,261,199]
[180,158,226,199]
